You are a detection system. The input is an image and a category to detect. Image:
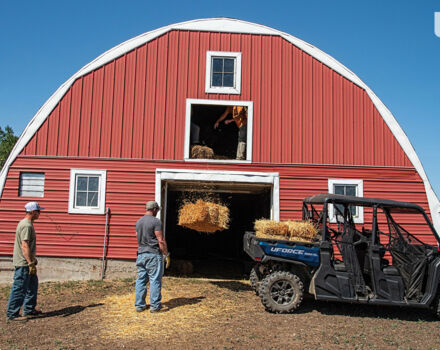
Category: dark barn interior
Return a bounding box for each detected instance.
[190,104,247,159]
[164,181,271,277]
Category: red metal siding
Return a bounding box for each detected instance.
[20,30,411,167]
[5,29,426,260]
[0,157,433,260]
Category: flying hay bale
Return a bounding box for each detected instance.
[178,199,229,233]
[191,145,214,159]
[255,219,318,243]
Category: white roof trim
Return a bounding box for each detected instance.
[1,17,438,234]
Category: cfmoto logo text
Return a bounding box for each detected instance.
[435,12,440,38]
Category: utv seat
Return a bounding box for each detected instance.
[382,266,400,276]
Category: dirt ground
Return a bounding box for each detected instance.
[1,276,440,350]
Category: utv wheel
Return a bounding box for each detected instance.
[250,265,262,295]
[259,270,304,314]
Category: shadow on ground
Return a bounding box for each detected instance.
[210,280,253,292]
[287,297,438,322]
[30,303,103,319]
[164,296,205,310]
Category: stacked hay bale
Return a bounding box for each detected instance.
[178,199,229,233]
[254,219,318,243]
[191,145,214,159]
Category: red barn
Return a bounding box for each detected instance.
[0,18,438,279]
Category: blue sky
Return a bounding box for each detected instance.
[0,1,439,196]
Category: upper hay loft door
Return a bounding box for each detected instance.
[184,99,253,163]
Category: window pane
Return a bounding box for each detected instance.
[212,73,222,86]
[345,185,357,196]
[223,58,235,72]
[334,204,344,216]
[77,176,88,191]
[212,58,223,73]
[223,73,234,87]
[349,206,357,216]
[88,192,99,207]
[76,191,87,206]
[334,185,345,195]
[88,176,99,191]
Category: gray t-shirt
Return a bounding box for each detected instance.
[13,218,36,267]
[136,214,162,254]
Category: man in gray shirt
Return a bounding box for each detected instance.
[135,201,170,313]
[7,202,44,322]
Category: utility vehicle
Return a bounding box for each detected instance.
[244,194,440,316]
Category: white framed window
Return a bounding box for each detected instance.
[69,169,107,214]
[19,172,45,197]
[184,99,253,163]
[205,51,242,94]
[328,179,364,223]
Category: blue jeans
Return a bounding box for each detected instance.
[7,266,39,319]
[135,252,163,310]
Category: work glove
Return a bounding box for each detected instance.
[164,254,171,269]
[28,262,37,275]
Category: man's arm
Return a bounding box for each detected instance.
[154,230,169,256]
[214,106,232,129]
[21,240,33,264]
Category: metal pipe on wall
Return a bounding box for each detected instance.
[101,207,110,280]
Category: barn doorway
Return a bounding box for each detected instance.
[164,181,272,278]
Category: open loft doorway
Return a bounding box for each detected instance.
[184,99,253,162]
[155,169,279,278]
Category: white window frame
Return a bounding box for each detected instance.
[184,98,253,163]
[69,169,107,215]
[328,179,364,224]
[19,172,45,197]
[205,51,242,94]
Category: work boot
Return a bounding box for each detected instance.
[6,315,28,323]
[236,142,246,160]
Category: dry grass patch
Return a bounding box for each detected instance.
[97,277,248,340]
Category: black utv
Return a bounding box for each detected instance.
[243,194,440,316]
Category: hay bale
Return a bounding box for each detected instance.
[254,219,289,237]
[286,220,319,240]
[254,219,318,243]
[191,145,214,159]
[178,199,229,233]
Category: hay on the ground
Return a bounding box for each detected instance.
[178,199,229,233]
[254,219,318,243]
[191,145,214,159]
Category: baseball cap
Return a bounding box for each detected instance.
[25,202,45,212]
[146,201,161,210]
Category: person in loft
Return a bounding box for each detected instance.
[213,106,248,160]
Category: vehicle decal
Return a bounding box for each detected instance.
[259,242,320,266]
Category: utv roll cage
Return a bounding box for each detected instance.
[303,193,440,301]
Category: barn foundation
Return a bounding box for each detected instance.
[0,256,136,284]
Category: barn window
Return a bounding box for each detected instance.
[184,99,253,163]
[205,51,241,94]
[19,172,45,197]
[328,179,364,223]
[69,169,107,214]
